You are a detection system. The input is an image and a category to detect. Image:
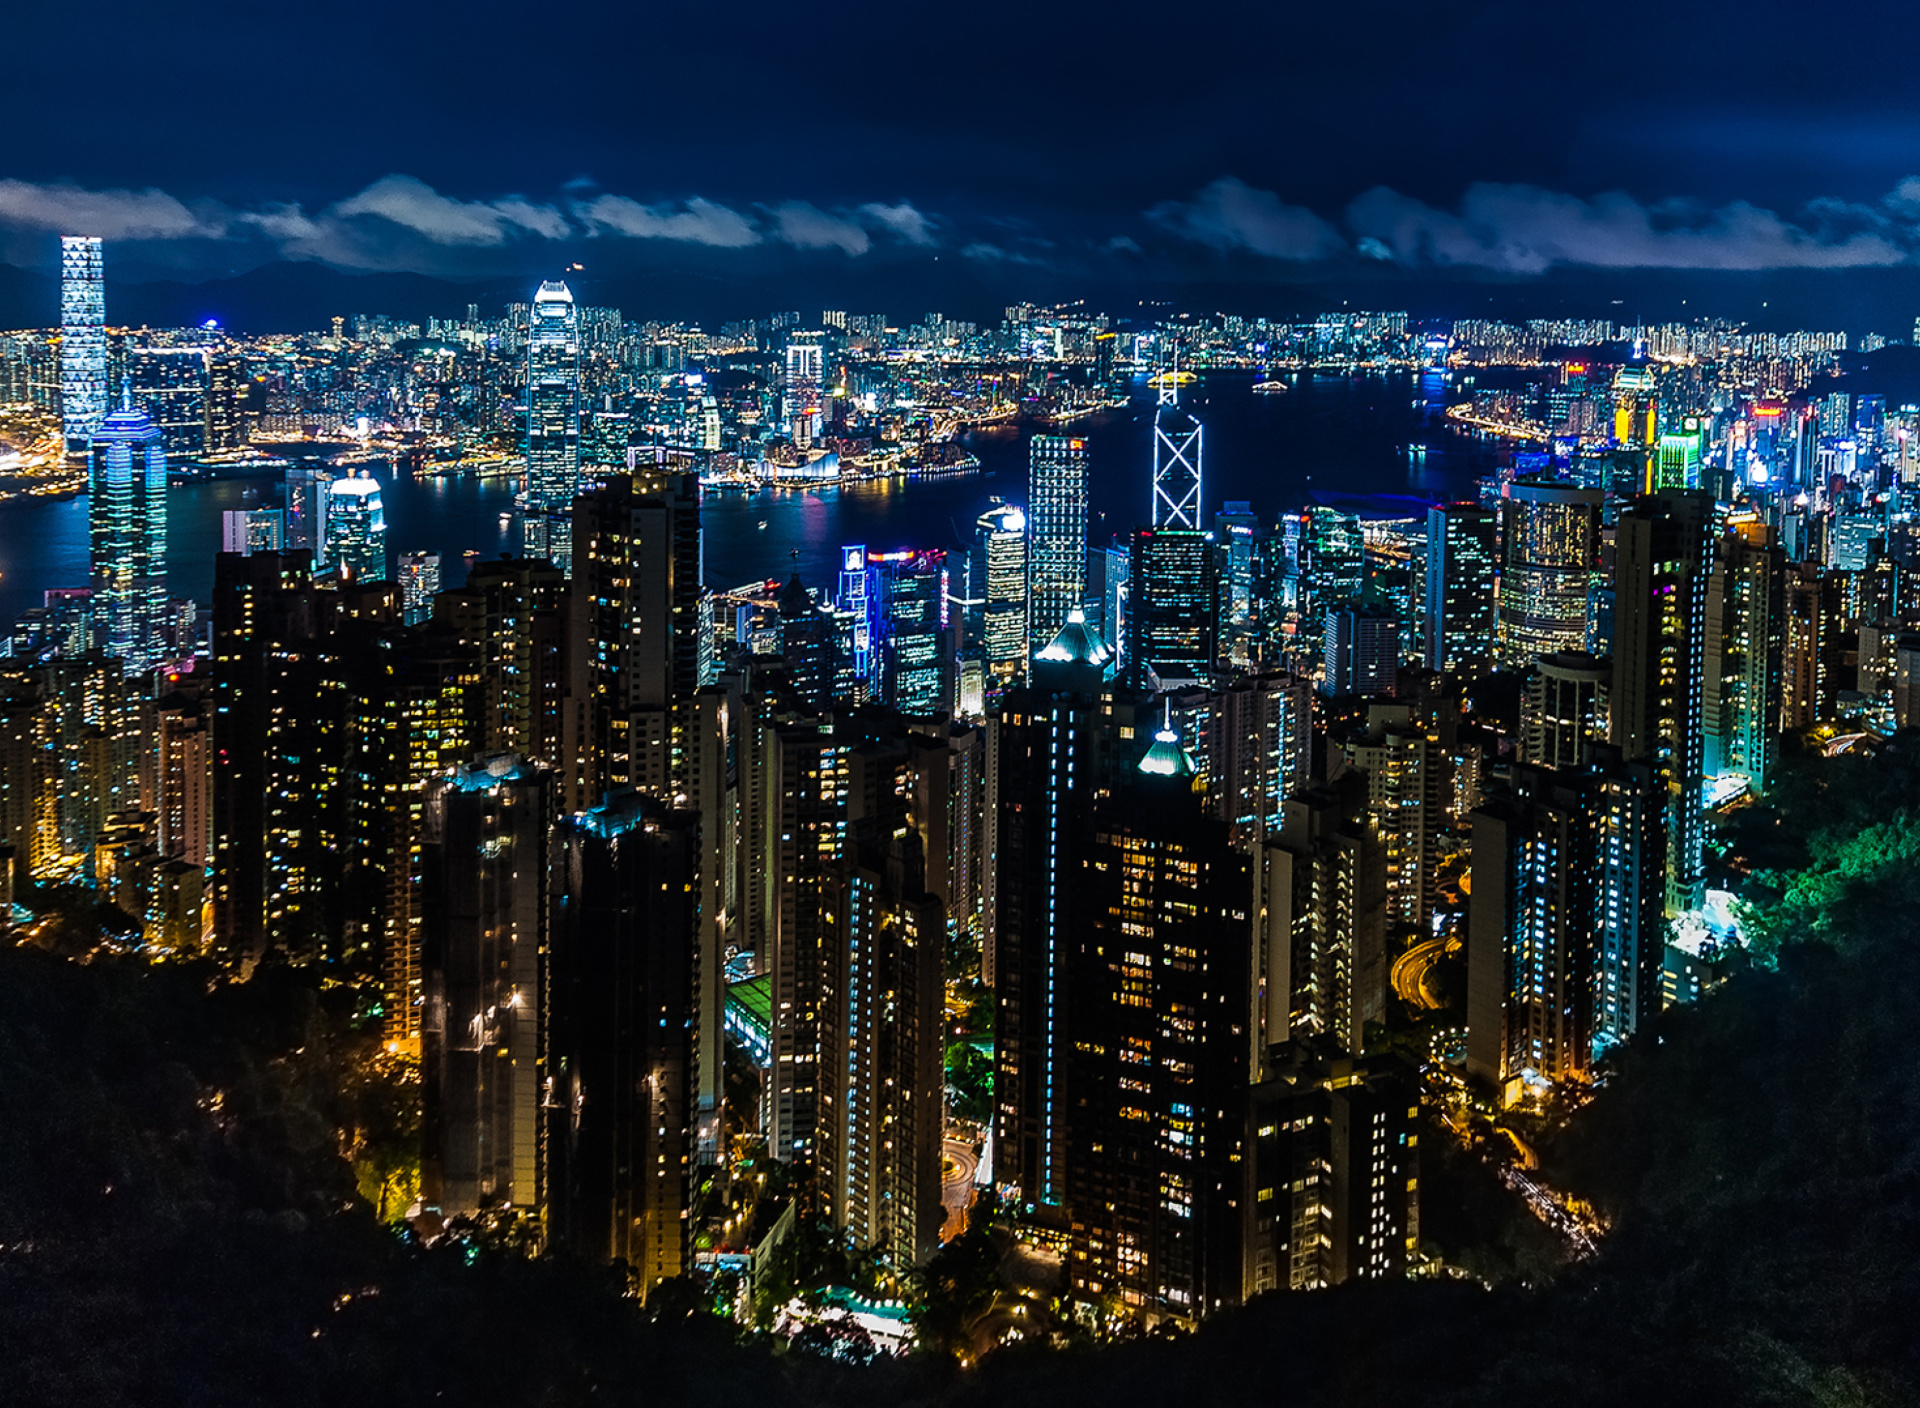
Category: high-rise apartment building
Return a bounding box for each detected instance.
[60,235,107,455]
[523,281,581,565]
[547,792,700,1300]
[1342,704,1449,931]
[398,551,440,626]
[1027,436,1090,655]
[89,400,169,674]
[1704,522,1784,793]
[1521,652,1611,769]
[420,758,553,1225]
[221,509,284,556]
[1322,603,1398,697]
[965,500,1028,710]
[1466,750,1664,1096]
[1423,504,1497,674]
[1611,489,1713,914]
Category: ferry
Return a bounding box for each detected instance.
[1251,379,1289,394]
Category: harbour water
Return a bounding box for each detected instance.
[0,369,1494,635]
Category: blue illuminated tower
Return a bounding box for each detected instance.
[523,280,581,568]
[324,473,389,581]
[61,236,107,455]
[89,396,168,672]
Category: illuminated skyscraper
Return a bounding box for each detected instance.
[284,464,329,560]
[865,549,951,714]
[1423,503,1497,673]
[60,236,107,455]
[88,399,168,673]
[1704,522,1784,794]
[323,474,388,581]
[523,281,581,566]
[1498,480,1601,667]
[1612,489,1713,914]
[784,332,827,445]
[1521,652,1610,768]
[127,346,209,460]
[1027,436,1090,654]
[398,551,441,626]
[1151,389,1203,529]
[963,500,1029,710]
[1129,527,1217,682]
[1654,417,1706,492]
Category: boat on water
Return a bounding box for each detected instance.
[1147,369,1198,389]
[1252,380,1289,394]
[757,520,768,530]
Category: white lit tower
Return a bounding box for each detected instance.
[89,392,169,673]
[1026,435,1090,655]
[1150,357,1202,529]
[785,332,827,446]
[61,236,108,456]
[523,280,581,569]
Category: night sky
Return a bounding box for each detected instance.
[9,0,1920,323]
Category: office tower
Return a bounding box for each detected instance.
[284,464,329,559]
[221,508,284,555]
[1243,1046,1418,1295]
[835,811,945,1275]
[1829,511,1882,573]
[1215,502,1261,663]
[1258,771,1387,1056]
[154,686,211,868]
[967,501,1029,709]
[323,474,387,581]
[60,235,107,455]
[1129,527,1218,684]
[89,400,169,675]
[523,281,581,565]
[1066,724,1255,1323]
[568,470,702,808]
[548,792,700,1300]
[1206,671,1312,846]
[784,331,827,446]
[866,549,952,714]
[1704,522,1784,793]
[1610,358,1658,448]
[434,556,570,763]
[1521,652,1611,768]
[420,758,553,1225]
[1097,542,1131,666]
[127,346,209,459]
[1498,480,1602,666]
[1027,436,1090,655]
[1322,603,1398,697]
[205,353,251,452]
[398,552,441,626]
[1466,750,1665,1096]
[1655,417,1706,492]
[1342,704,1449,931]
[1282,507,1365,665]
[776,575,835,709]
[1151,393,1203,529]
[1423,504,1497,673]
[993,610,1111,1216]
[1612,489,1712,914]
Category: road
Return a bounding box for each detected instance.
[940,1138,979,1242]
[1391,937,1449,1011]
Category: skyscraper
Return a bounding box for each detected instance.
[1498,480,1602,667]
[127,346,209,460]
[1423,503,1497,673]
[523,281,581,565]
[323,474,388,581]
[420,757,553,1225]
[89,399,169,673]
[398,552,441,626]
[1027,436,1090,655]
[1322,603,1398,697]
[221,509,284,556]
[1128,527,1218,683]
[784,331,827,445]
[864,549,952,714]
[1704,521,1785,794]
[1521,652,1611,769]
[1612,489,1713,914]
[966,501,1029,710]
[1151,394,1203,529]
[60,236,107,455]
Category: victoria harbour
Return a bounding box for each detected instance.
[0,369,1482,633]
